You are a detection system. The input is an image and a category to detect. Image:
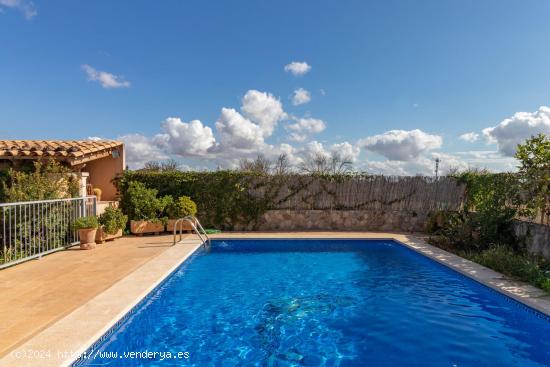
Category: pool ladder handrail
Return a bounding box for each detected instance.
[172,215,211,247]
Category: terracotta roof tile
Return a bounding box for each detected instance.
[0,140,123,163]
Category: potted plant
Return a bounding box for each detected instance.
[166,195,198,232]
[96,207,127,243]
[93,187,102,201]
[125,181,171,235]
[73,216,99,250]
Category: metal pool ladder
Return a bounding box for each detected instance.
[172,215,211,247]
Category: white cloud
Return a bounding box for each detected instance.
[154,117,215,157]
[330,142,360,162]
[482,106,550,156]
[454,150,518,172]
[287,117,326,142]
[292,88,311,105]
[284,61,311,76]
[288,118,326,134]
[359,129,442,161]
[81,64,130,89]
[0,0,36,19]
[459,132,479,143]
[240,90,286,137]
[215,108,264,151]
[118,134,168,169]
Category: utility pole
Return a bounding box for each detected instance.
[435,158,440,180]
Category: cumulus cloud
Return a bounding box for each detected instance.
[288,118,326,133]
[215,108,264,151]
[154,117,215,156]
[119,134,168,169]
[330,142,360,162]
[359,129,442,161]
[241,90,286,137]
[292,88,311,105]
[0,0,36,19]
[286,117,326,142]
[482,106,550,156]
[459,132,479,142]
[81,64,130,89]
[454,150,518,172]
[284,61,311,76]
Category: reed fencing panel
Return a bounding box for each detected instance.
[248,175,466,213]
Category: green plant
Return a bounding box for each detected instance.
[93,187,102,199]
[72,216,99,230]
[430,170,522,252]
[3,161,79,202]
[167,196,197,219]
[470,246,550,292]
[116,171,271,229]
[515,133,550,220]
[122,181,171,221]
[99,207,128,235]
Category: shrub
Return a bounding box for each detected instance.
[122,181,171,222]
[470,246,550,292]
[515,133,550,220]
[116,171,269,229]
[3,161,79,202]
[93,187,102,199]
[167,196,197,219]
[428,171,521,252]
[73,216,99,230]
[99,207,128,234]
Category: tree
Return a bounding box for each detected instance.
[299,151,353,175]
[272,154,290,175]
[142,159,180,172]
[515,133,550,221]
[238,155,272,174]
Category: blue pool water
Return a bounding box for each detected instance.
[77,239,550,366]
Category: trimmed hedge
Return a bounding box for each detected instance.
[116,171,270,230]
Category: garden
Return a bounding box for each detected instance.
[0,135,548,292]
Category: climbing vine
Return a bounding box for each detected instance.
[117,171,461,230]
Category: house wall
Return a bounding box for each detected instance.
[83,146,124,201]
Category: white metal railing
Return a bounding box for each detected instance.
[172,215,210,247]
[0,196,97,269]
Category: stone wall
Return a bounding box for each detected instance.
[234,209,427,232]
[513,220,550,259]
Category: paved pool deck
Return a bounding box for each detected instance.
[0,231,548,367]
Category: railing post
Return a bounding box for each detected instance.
[0,197,97,269]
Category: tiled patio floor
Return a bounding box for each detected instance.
[0,234,193,357]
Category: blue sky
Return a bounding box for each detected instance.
[1,0,550,173]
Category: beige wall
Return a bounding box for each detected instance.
[83,146,124,201]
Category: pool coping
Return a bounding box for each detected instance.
[0,237,203,367]
[1,232,548,366]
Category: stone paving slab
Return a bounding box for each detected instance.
[0,234,202,366]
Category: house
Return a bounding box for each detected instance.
[0,140,125,202]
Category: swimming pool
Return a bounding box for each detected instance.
[75,239,550,366]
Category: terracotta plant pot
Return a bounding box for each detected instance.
[130,220,165,235]
[95,227,123,244]
[166,218,196,232]
[79,228,97,250]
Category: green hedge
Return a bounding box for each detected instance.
[116,171,270,229]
